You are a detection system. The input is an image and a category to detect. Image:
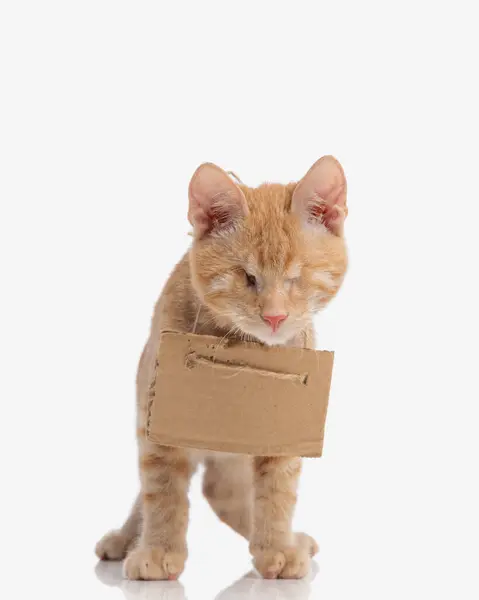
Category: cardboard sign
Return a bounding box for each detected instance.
[147,331,334,457]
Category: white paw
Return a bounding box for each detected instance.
[251,532,318,579]
[123,546,187,581]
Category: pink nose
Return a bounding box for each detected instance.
[262,313,288,332]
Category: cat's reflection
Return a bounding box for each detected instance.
[95,560,318,600]
[95,561,186,600]
[215,562,319,600]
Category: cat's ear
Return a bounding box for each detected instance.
[188,163,248,238]
[291,156,347,235]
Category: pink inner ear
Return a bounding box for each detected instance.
[189,163,248,238]
[190,192,241,237]
[309,202,327,220]
[204,204,232,234]
[293,157,347,235]
[308,199,343,231]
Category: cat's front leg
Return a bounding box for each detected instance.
[250,457,318,579]
[123,442,193,581]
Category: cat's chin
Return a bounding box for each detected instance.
[239,325,298,347]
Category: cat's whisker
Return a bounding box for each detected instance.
[212,324,239,361]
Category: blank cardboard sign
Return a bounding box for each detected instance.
[147,331,334,457]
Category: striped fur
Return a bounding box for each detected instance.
[95,157,348,580]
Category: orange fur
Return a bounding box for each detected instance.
[95,156,348,580]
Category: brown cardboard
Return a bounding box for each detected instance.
[147,331,334,457]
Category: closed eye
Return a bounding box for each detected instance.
[285,277,300,285]
[284,276,300,291]
[245,272,257,288]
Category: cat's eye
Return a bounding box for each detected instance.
[245,272,257,288]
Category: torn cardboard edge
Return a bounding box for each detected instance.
[147,331,334,457]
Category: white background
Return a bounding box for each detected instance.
[1,1,478,599]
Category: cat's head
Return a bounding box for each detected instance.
[188,157,348,345]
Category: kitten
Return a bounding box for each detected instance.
[95,156,348,580]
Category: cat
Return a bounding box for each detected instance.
[95,156,348,580]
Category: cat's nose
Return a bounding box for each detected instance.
[262,313,288,332]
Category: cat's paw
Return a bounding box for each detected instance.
[123,546,186,581]
[295,532,319,557]
[95,530,130,560]
[251,534,318,580]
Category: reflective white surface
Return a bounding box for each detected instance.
[95,560,319,600]
[87,474,326,600]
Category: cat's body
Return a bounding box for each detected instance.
[96,158,348,580]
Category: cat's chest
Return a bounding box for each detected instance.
[187,448,241,465]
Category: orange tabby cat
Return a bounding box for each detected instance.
[95,156,348,580]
